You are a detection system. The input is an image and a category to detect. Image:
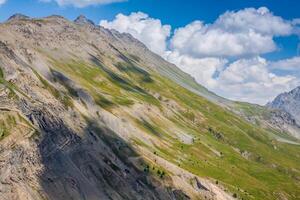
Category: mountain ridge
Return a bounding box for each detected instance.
[0,14,299,200]
[267,86,300,124]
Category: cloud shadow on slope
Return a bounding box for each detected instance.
[30,107,190,200]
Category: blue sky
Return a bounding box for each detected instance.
[0,1,299,26]
[0,0,300,104]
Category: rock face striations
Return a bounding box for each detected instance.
[267,86,300,125]
[0,15,299,200]
[74,15,95,26]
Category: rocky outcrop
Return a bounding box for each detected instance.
[267,109,300,139]
[267,86,300,125]
[74,15,95,26]
[7,14,30,21]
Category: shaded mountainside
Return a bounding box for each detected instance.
[0,15,299,200]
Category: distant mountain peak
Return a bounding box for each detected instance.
[267,86,300,124]
[74,15,95,26]
[7,13,30,21]
[47,15,66,19]
[289,86,300,96]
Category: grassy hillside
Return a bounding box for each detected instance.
[40,52,300,200]
[0,16,298,199]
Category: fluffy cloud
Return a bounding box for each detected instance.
[171,22,276,57]
[0,0,6,5]
[100,8,299,105]
[165,51,227,88]
[214,7,292,36]
[102,8,291,58]
[100,12,171,55]
[216,57,299,104]
[270,56,300,71]
[171,7,292,57]
[41,0,125,7]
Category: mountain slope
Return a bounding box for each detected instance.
[0,15,299,200]
[267,86,300,124]
[233,86,300,141]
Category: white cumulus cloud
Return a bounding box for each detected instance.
[171,22,276,57]
[170,7,292,57]
[0,0,6,5]
[216,57,299,104]
[100,12,171,55]
[165,51,227,88]
[214,7,292,36]
[270,56,300,71]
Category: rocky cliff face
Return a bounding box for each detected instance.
[264,109,300,140]
[267,86,300,125]
[233,101,300,140]
[0,15,299,200]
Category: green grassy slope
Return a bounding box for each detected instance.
[142,54,232,107]
[37,52,300,200]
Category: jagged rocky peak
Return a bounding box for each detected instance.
[7,13,30,21]
[267,86,300,124]
[46,14,66,19]
[289,86,300,98]
[74,15,95,26]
